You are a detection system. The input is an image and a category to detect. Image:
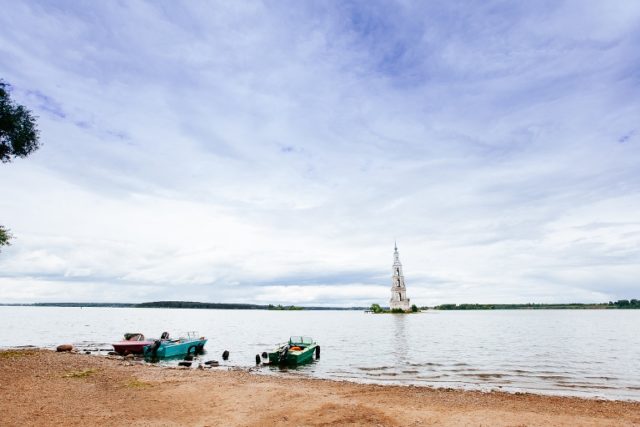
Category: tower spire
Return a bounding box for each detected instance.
[389,242,410,311]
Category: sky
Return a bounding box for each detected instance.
[1,1,639,306]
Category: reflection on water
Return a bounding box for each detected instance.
[1,307,639,400]
[392,314,409,367]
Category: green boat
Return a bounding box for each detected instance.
[268,336,319,365]
[143,332,207,359]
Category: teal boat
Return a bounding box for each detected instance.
[268,336,319,365]
[143,332,207,359]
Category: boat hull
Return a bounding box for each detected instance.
[143,338,207,359]
[268,343,317,365]
[112,341,154,355]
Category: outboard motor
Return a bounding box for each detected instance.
[145,339,162,359]
[277,344,290,364]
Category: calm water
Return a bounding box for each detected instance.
[1,307,638,400]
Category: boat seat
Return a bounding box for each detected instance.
[125,333,144,341]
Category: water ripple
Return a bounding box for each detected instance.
[1,307,639,401]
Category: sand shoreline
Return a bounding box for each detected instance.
[1,349,639,426]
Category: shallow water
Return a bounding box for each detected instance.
[1,306,638,400]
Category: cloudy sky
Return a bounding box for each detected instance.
[1,1,639,306]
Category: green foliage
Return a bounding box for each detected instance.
[0,225,11,250]
[63,369,97,378]
[0,349,36,359]
[1,80,41,253]
[614,299,639,308]
[0,80,41,163]
[138,301,267,309]
[125,378,152,388]
[369,304,420,314]
[436,304,458,310]
[434,300,640,310]
[370,303,384,313]
[22,301,365,310]
[268,304,303,310]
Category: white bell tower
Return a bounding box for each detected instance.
[389,242,410,311]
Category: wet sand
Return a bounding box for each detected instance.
[1,349,638,426]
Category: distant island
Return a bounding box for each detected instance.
[369,303,419,313]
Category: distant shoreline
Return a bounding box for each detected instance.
[0,301,366,310]
[1,299,638,310]
[431,300,639,310]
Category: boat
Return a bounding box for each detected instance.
[268,336,319,365]
[112,333,154,355]
[143,332,207,359]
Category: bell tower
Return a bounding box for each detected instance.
[389,242,410,311]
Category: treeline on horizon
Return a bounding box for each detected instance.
[136,301,364,310]
[4,299,638,310]
[22,301,366,310]
[432,300,640,310]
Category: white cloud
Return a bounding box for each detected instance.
[1,1,639,304]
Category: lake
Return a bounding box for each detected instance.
[1,306,638,400]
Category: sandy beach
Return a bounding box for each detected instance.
[1,350,638,426]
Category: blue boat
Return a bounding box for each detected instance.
[143,332,207,359]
